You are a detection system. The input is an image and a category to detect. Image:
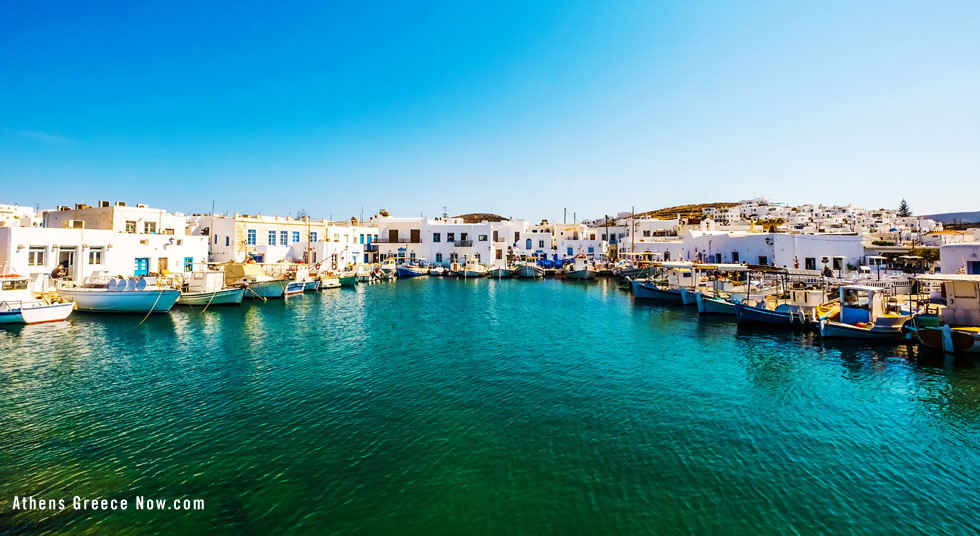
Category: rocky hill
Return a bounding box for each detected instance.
[454,213,509,223]
[635,202,736,220]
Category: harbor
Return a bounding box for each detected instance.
[4,1,980,532]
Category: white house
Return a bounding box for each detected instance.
[940,243,980,275]
[0,226,208,291]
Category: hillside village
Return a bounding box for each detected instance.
[1,197,979,291]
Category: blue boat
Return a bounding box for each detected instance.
[397,265,428,278]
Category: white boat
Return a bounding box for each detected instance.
[380,258,398,276]
[564,254,596,280]
[515,263,544,279]
[0,275,74,324]
[284,280,305,296]
[221,263,286,299]
[176,271,245,306]
[460,258,488,278]
[818,285,909,340]
[319,277,341,289]
[487,266,514,278]
[58,278,180,313]
[429,266,447,277]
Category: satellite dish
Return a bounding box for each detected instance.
[107,279,119,291]
[135,278,147,290]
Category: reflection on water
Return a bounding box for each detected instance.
[1,278,980,534]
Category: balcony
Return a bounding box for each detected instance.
[374,237,421,244]
[454,240,473,247]
[365,244,379,252]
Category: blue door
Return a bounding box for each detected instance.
[135,258,149,276]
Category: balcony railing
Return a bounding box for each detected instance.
[454,240,473,247]
[374,238,421,244]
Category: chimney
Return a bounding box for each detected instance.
[115,201,127,207]
[98,200,110,207]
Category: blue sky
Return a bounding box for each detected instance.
[2,1,978,222]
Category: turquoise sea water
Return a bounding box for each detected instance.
[2,278,979,534]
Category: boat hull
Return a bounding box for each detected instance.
[515,265,544,279]
[632,280,683,302]
[696,293,737,315]
[461,270,487,278]
[916,326,980,354]
[735,303,794,326]
[339,276,357,287]
[176,288,245,306]
[565,269,596,280]
[680,288,699,305]
[244,280,286,299]
[397,267,427,278]
[284,281,306,295]
[487,268,514,278]
[819,319,907,340]
[0,302,74,324]
[58,289,180,313]
[304,280,321,291]
[320,278,341,289]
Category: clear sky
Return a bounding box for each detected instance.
[2,1,978,222]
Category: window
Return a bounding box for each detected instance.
[461,233,468,241]
[478,235,487,241]
[366,235,372,244]
[805,257,816,270]
[144,221,157,233]
[447,233,455,241]
[184,257,193,271]
[214,235,218,244]
[88,247,104,265]
[514,232,520,242]
[164,228,174,235]
[159,258,168,272]
[496,249,503,259]
[538,240,545,248]
[758,256,768,265]
[28,247,45,266]
[281,231,288,245]
[731,251,739,263]
[333,234,340,241]
[268,231,276,245]
[225,236,230,247]
[292,231,300,243]
[643,230,651,237]
[433,233,441,242]
[567,247,573,256]
[359,234,364,244]
[310,232,318,242]
[588,247,594,254]
[526,239,532,249]
[435,253,443,262]
[125,221,137,233]
[247,230,257,245]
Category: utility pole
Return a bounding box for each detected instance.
[564,208,567,224]
[631,206,635,254]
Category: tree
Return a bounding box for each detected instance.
[897,199,912,217]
